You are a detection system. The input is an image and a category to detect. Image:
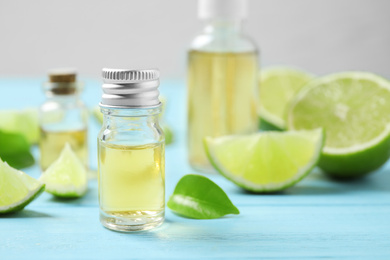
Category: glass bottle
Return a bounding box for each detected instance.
[98,68,165,232]
[187,0,259,172]
[39,68,88,171]
[188,0,259,172]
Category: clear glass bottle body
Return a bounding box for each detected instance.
[187,19,259,172]
[98,106,165,232]
[39,88,89,171]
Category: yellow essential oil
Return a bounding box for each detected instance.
[39,128,88,171]
[98,68,165,232]
[187,51,258,171]
[98,142,165,219]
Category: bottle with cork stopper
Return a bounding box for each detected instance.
[39,68,89,172]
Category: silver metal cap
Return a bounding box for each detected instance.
[100,68,161,108]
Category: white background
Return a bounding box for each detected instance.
[0,0,389,78]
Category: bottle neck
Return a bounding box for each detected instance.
[45,92,81,103]
[203,19,243,35]
[100,106,162,145]
[99,105,163,145]
[101,106,161,125]
[43,82,83,99]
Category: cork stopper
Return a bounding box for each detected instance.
[47,68,78,95]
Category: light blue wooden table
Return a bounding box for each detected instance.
[1,78,390,259]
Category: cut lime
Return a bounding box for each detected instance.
[259,67,313,130]
[40,143,87,198]
[0,108,39,144]
[204,129,324,193]
[288,72,390,178]
[0,158,44,214]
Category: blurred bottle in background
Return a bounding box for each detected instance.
[187,0,259,172]
[39,68,89,172]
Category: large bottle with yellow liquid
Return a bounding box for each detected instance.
[188,0,259,172]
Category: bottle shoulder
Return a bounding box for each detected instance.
[190,32,258,53]
[98,116,164,145]
[39,97,88,131]
[40,98,87,112]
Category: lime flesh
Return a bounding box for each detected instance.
[40,143,87,198]
[0,159,44,214]
[259,67,313,130]
[204,129,324,193]
[288,72,390,177]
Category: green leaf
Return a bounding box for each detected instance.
[167,174,239,219]
[0,130,35,169]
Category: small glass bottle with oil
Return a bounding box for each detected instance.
[39,68,88,171]
[187,0,259,172]
[98,68,165,232]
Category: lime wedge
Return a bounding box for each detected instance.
[0,158,44,214]
[259,67,313,130]
[40,143,87,198]
[0,108,39,144]
[288,72,390,178]
[204,129,324,193]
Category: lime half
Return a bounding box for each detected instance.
[0,159,44,214]
[288,72,390,178]
[0,108,39,144]
[40,143,87,198]
[259,67,313,130]
[204,129,324,193]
